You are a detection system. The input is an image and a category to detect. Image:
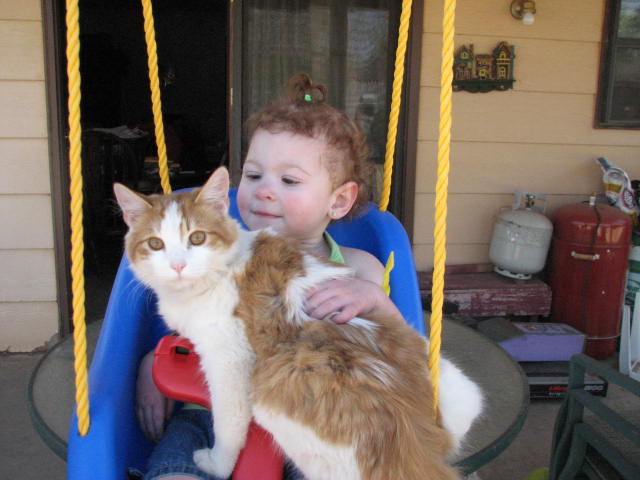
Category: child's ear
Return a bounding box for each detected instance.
[329,181,358,220]
[196,166,230,212]
[113,183,152,227]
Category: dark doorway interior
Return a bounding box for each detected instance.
[55,0,228,322]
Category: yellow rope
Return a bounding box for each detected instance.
[382,252,395,296]
[379,0,413,212]
[377,0,452,415]
[65,0,90,436]
[141,0,172,194]
[428,0,456,414]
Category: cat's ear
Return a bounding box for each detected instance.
[196,166,230,212]
[113,183,152,227]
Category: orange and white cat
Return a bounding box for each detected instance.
[115,167,482,480]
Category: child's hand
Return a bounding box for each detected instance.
[136,350,174,442]
[304,278,395,324]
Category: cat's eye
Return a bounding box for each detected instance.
[189,231,206,246]
[148,237,164,251]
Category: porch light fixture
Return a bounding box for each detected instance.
[510,0,536,26]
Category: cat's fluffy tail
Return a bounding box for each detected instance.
[437,355,484,454]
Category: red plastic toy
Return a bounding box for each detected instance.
[153,335,285,480]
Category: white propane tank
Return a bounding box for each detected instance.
[489,190,553,280]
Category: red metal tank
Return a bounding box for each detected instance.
[549,199,632,359]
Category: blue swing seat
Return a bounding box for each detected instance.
[66,189,424,479]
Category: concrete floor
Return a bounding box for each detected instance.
[2,353,66,480]
[476,399,558,479]
[3,349,564,480]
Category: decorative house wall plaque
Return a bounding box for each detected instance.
[453,41,515,93]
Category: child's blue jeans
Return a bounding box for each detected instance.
[140,407,302,480]
[144,408,220,480]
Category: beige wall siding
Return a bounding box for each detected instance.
[0,1,58,351]
[0,1,41,20]
[0,18,45,79]
[0,139,51,193]
[414,0,640,270]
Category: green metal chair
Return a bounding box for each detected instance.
[549,353,640,479]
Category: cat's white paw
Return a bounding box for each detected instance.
[194,447,237,478]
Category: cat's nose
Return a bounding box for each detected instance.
[171,262,186,274]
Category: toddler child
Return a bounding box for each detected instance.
[136,72,402,480]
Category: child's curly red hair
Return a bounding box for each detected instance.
[246,73,371,218]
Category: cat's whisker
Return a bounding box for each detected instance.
[122,278,143,303]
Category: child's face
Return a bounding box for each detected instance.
[237,129,337,241]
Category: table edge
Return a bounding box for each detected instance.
[27,340,69,460]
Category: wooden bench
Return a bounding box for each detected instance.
[418,264,552,318]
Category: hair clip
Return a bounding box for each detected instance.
[304,94,312,102]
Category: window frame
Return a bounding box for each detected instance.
[596,0,640,129]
